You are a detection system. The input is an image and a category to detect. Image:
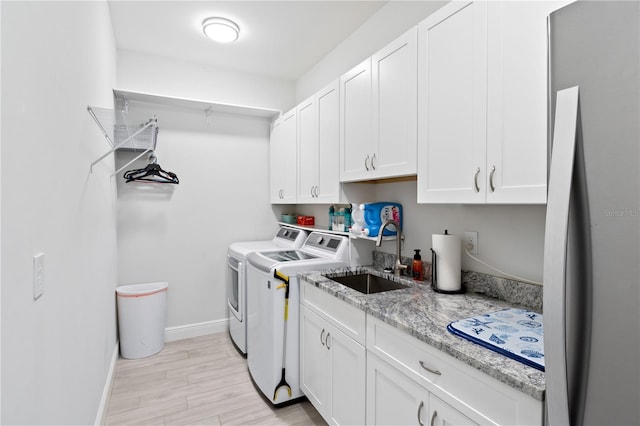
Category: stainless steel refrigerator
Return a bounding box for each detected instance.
[545,1,639,425]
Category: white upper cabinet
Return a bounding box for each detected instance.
[418,0,558,204]
[417,1,488,204]
[485,1,568,203]
[340,27,418,182]
[297,80,341,204]
[372,26,418,179]
[270,108,297,204]
[340,58,372,181]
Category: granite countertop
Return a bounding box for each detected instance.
[298,266,545,401]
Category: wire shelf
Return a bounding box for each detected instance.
[114,123,158,152]
[88,105,159,173]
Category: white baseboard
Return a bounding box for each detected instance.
[164,318,229,342]
[94,342,119,426]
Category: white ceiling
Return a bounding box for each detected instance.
[108,1,387,82]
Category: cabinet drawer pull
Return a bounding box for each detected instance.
[364,155,370,171]
[326,332,331,350]
[489,165,496,192]
[320,329,325,346]
[371,153,377,170]
[473,167,480,192]
[430,410,438,426]
[417,401,425,426]
[419,360,442,375]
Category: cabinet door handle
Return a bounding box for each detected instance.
[364,155,370,171]
[314,185,318,197]
[326,332,331,350]
[489,165,496,192]
[473,167,480,192]
[320,329,325,346]
[430,410,438,426]
[371,153,377,170]
[417,401,425,426]
[419,360,442,376]
[310,186,315,197]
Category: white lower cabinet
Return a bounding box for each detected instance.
[366,315,543,426]
[430,394,478,426]
[300,283,366,426]
[367,352,431,426]
[367,353,477,426]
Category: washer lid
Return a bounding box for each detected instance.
[229,240,279,259]
[259,250,318,262]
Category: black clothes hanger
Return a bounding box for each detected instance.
[123,154,179,184]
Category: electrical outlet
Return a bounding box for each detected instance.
[33,253,44,300]
[464,232,478,255]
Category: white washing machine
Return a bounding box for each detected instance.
[246,232,350,405]
[227,226,308,355]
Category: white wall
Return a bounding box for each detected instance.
[117,49,296,113]
[296,0,448,101]
[1,2,118,424]
[295,181,546,283]
[375,181,546,283]
[116,101,277,332]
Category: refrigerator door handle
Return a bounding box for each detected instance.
[543,86,580,426]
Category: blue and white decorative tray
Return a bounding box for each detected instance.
[447,308,545,371]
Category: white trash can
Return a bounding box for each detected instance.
[116,282,168,359]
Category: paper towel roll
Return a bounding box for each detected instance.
[432,232,461,291]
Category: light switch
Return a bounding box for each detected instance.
[33,253,44,300]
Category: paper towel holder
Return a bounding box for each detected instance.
[430,230,465,294]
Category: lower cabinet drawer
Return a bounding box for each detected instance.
[366,315,543,426]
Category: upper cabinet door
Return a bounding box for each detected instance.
[315,80,341,203]
[297,95,319,203]
[417,1,488,204]
[270,118,284,203]
[372,27,418,179]
[296,81,341,204]
[270,108,297,204]
[485,1,569,204]
[340,58,373,182]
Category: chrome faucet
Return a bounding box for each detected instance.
[375,219,407,276]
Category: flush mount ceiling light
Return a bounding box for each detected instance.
[202,17,240,43]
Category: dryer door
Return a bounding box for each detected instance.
[227,255,243,321]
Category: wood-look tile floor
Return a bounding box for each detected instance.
[104,332,327,426]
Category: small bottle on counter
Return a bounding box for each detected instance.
[328,205,334,230]
[412,249,424,281]
[345,206,352,230]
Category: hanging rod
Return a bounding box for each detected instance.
[88,105,158,173]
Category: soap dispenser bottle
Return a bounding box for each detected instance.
[412,249,424,281]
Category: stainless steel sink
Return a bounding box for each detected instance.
[329,273,409,294]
